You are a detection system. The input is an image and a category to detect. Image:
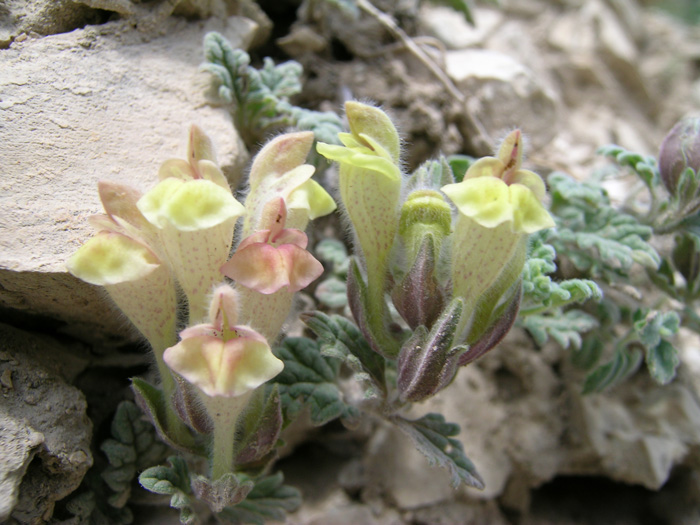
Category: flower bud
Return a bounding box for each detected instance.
[659,116,700,195]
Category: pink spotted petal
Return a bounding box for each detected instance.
[271,228,308,249]
[221,243,292,294]
[278,244,324,292]
[236,230,272,251]
[180,323,220,339]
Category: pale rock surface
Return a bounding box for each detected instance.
[0,418,44,521]
[418,6,503,49]
[445,48,560,151]
[0,323,92,523]
[362,424,455,509]
[0,0,103,47]
[0,16,254,343]
[571,379,700,489]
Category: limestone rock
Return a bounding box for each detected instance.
[0,0,104,47]
[0,16,255,343]
[572,379,700,490]
[363,424,455,509]
[418,6,503,50]
[0,418,44,521]
[0,323,92,523]
[445,48,559,151]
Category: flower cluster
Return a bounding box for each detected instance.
[318,102,555,402]
[68,126,334,476]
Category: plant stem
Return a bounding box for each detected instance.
[200,391,253,480]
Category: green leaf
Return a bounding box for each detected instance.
[427,0,475,25]
[139,457,196,524]
[646,339,680,385]
[634,310,680,349]
[100,401,169,508]
[521,233,602,313]
[582,346,643,394]
[571,336,604,371]
[520,309,599,349]
[274,337,359,426]
[315,238,350,274]
[392,413,484,489]
[303,311,386,395]
[218,473,302,525]
[548,172,661,280]
[597,144,660,190]
[191,472,254,513]
[201,32,342,148]
[314,276,348,308]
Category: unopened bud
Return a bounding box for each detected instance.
[659,117,700,195]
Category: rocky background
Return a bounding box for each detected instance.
[1,0,700,523]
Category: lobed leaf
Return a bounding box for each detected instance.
[392,413,484,489]
[274,337,359,425]
[218,472,302,525]
[303,311,386,396]
[100,401,169,508]
[139,457,196,524]
[520,309,599,350]
[582,346,643,394]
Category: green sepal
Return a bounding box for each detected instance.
[131,377,202,455]
[346,257,401,358]
[217,472,302,525]
[234,384,283,468]
[302,311,386,396]
[139,456,196,525]
[391,413,484,489]
[446,154,475,183]
[274,337,360,426]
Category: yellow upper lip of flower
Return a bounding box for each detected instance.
[441,157,555,234]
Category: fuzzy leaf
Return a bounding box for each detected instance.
[202,32,341,147]
[521,233,603,313]
[597,144,660,190]
[548,172,661,280]
[303,311,386,393]
[139,457,196,524]
[218,472,302,525]
[274,337,359,425]
[634,310,680,349]
[582,346,643,394]
[315,238,349,274]
[633,310,681,385]
[520,309,599,350]
[646,340,680,385]
[314,276,348,308]
[100,401,169,508]
[191,473,254,513]
[392,413,484,489]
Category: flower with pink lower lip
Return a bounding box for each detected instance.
[163,285,283,398]
[221,198,324,295]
